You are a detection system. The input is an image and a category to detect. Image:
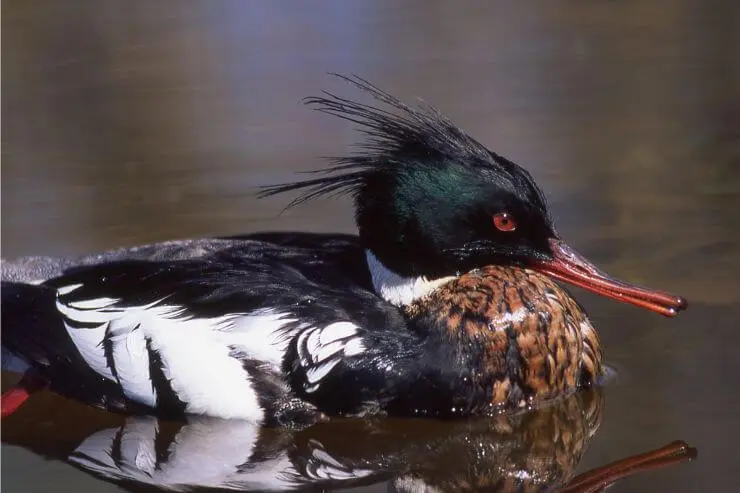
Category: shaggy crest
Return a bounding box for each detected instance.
[257,74,544,210]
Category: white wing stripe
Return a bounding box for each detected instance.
[296,329,312,367]
[65,321,117,381]
[342,338,365,357]
[68,297,120,310]
[296,322,366,392]
[226,310,301,371]
[57,283,83,295]
[321,322,358,341]
[311,340,346,364]
[305,359,341,386]
[57,300,117,324]
[306,329,322,358]
[108,323,157,407]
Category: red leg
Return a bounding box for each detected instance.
[1,371,47,418]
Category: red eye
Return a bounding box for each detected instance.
[493,212,517,232]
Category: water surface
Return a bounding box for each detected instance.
[2,1,739,491]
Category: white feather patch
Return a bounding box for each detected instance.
[306,330,322,357]
[321,321,358,341]
[487,306,529,332]
[124,306,264,421]
[296,322,365,393]
[342,338,365,357]
[57,283,83,295]
[365,250,455,306]
[65,321,117,381]
[108,321,156,407]
[56,294,269,421]
[68,296,120,310]
[311,340,345,364]
[55,288,369,419]
[227,310,302,371]
[305,360,341,385]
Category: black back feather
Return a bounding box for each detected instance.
[256,74,540,209]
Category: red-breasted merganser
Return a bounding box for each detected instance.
[0,75,687,424]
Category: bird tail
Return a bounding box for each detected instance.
[1,281,68,375]
[2,280,140,415]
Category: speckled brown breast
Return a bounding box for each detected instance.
[405,265,603,413]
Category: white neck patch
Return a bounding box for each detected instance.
[365,250,456,307]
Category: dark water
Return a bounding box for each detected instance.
[2,1,739,491]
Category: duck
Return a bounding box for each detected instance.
[0,75,687,425]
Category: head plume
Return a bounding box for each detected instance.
[257,74,544,210]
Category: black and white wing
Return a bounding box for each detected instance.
[9,245,417,421]
[46,260,297,421]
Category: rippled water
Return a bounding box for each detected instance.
[2,1,739,492]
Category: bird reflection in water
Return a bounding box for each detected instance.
[1,386,695,492]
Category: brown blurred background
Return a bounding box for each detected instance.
[2,1,739,492]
